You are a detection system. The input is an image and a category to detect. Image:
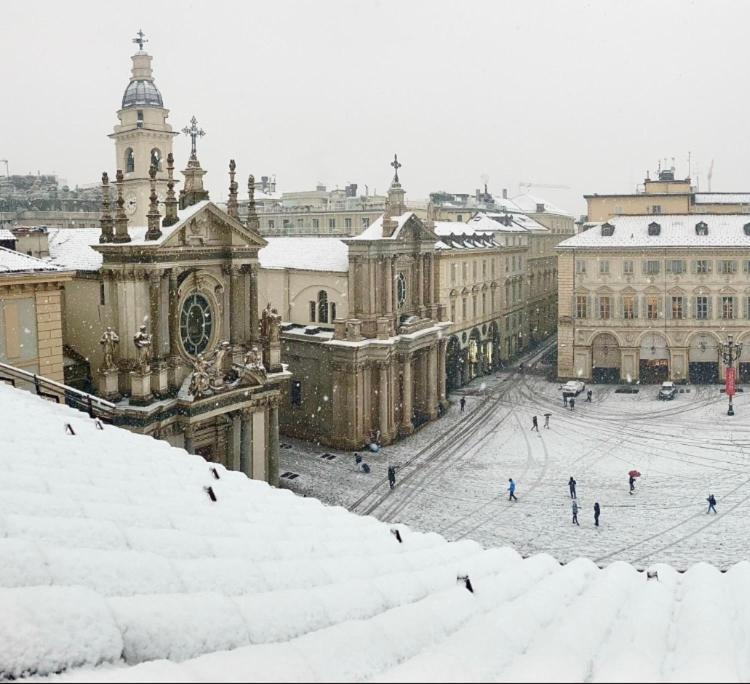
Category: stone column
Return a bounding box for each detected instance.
[378,361,390,440]
[184,424,194,454]
[429,254,437,314]
[438,339,448,408]
[240,408,253,477]
[168,270,179,357]
[386,257,395,315]
[268,400,280,487]
[243,265,254,343]
[418,254,424,313]
[231,412,242,471]
[428,343,439,419]
[400,354,413,436]
[368,259,376,315]
[148,271,162,357]
[230,266,243,346]
[249,264,259,344]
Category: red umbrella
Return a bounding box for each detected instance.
[629,470,641,478]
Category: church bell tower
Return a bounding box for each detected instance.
[109,30,177,227]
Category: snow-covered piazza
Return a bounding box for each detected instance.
[282,348,750,572]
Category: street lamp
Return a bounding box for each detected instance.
[720,334,742,416]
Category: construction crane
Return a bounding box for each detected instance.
[518,181,570,191]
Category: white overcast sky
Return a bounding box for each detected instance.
[2,0,749,215]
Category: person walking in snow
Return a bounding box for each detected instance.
[594,502,601,527]
[507,478,518,502]
[572,499,580,526]
[388,465,397,490]
[460,396,466,412]
[586,389,593,402]
[629,474,636,495]
[544,413,551,429]
[569,476,577,499]
[563,394,568,408]
[569,397,575,411]
[707,494,717,514]
[531,415,539,432]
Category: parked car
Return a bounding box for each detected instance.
[562,380,586,397]
[658,381,677,400]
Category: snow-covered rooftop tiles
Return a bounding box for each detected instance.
[511,192,572,217]
[350,212,417,240]
[559,214,750,250]
[4,380,750,681]
[0,228,16,242]
[258,237,349,272]
[694,193,750,205]
[0,246,61,274]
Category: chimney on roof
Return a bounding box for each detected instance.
[502,188,508,199]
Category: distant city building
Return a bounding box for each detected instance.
[0,174,101,229]
[584,165,750,223]
[230,181,386,237]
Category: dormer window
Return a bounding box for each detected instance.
[601,222,615,237]
[695,221,708,236]
[744,223,750,236]
[536,203,545,213]
[648,221,661,236]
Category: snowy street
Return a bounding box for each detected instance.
[281,371,750,570]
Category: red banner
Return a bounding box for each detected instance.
[726,367,736,397]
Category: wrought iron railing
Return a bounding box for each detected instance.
[0,361,116,421]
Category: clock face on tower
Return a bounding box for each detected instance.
[124,194,137,216]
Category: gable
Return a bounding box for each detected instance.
[397,214,438,244]
[160,202,267,250]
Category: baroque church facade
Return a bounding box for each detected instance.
[269,163,451,449]
[51,38,289,484]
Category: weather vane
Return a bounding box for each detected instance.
[182,116,206,161]
[391,153,402,183]
[132,29,148,51]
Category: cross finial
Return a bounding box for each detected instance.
[132,29,148,51]
[182,115,206,161]
[391,153,402,183]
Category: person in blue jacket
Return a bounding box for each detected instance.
[507,478,518,502]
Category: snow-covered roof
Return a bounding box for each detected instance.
[0,246,61,274]
[511,192,572,217]
[559,214,750,250]
[433,221,501,250]
[3,383,750,682]
[351,212,417,240]
[0,228,16,241]
[694,193,750,205]
[468,212,548,234]
[258,237,349,272]
[48,202,213,272]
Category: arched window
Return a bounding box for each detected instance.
[318,290,329,323]
[150,148,162,171]
[125,148,135,173]
[601,222,615,236]
[396,273,407,308]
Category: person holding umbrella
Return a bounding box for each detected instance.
[629,470,640,495]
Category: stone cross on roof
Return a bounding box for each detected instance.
[132,29,148,51]
[391,153,402,184]
[182,116,206,161]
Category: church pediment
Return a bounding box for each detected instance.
[160,202,267,250]
[397,214,439,244]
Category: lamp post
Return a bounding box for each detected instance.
[720,334,742,416]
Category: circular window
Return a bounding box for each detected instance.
[180,293,213,355]
[396,273,407,308]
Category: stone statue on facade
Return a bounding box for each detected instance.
[210,340,232,389]
[244,345,263,369]
[188,353,213,398]
[99,327,120,372]
[133,325,152,373]
[238,345,267,386]
[261,302,272,339]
